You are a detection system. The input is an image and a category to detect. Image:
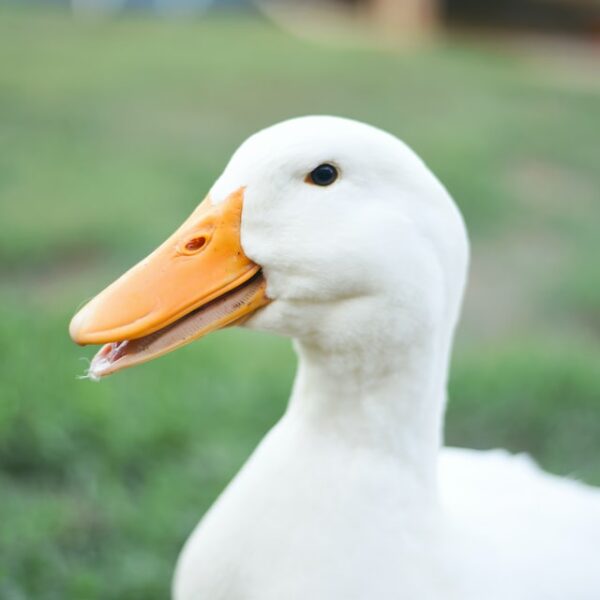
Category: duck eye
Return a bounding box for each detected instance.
[306,163,338,187]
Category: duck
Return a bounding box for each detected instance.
[70,116,600,600]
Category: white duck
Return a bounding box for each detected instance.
[70,116,600,600]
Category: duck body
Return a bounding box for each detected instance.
[174,358,600,600]
[69,116,600,600]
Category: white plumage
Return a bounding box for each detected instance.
[164,116,600,599]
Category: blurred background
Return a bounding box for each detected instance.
[1,0,599,597]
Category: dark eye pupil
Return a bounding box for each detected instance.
[310,164,338,186]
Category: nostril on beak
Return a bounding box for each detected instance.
[184,236,207,253]
[177,234,211,256]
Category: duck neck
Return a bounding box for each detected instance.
[286,328,451,500]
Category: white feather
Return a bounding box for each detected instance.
[173,116,600,600]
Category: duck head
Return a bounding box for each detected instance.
[70,116,469,379]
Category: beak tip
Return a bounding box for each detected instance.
[69,304,91,345]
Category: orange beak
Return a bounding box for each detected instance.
[69,188,269,378]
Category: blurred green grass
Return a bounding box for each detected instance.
[1,6,599,599]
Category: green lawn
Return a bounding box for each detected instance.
[1,7,599,599]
